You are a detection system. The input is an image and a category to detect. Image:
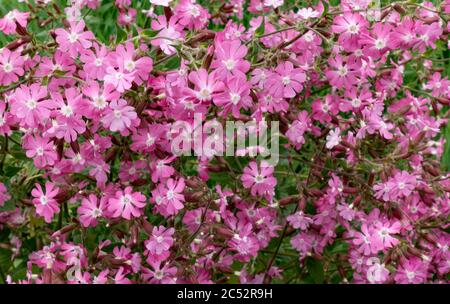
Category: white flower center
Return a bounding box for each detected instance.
[254,174,264,183]
[230,93,241,105]
[93,96,107,109]
[94,58,103,67]
[222,59,236,71]
[68,32,79,43]
[114,110,122,119]
[282,76,291,85]
[60,104,73,117]
[3,62,13,73]
[124,60,136,72]
[375,39,386,50]
[348,23,359,34]
[197,88,211,100]
[338,66,348,77]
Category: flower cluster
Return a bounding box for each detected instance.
[0,0,448,284]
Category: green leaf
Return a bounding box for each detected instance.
[4,165,22,177]
[161,55,181,71]
[116,25,128,45]
[141,29,160,38]
[306,258,325,283]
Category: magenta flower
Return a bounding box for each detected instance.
[266,61,306,98]
[394,257,429,284]
[287,211,313,230]
[0,183,10,207]
[23,135,58,169]
[31,182,60,223]
[80,43,109,80]
[331,13,368,51]
[213,76,252,118]
[241,161,277,198]
[55,20,94,57]
[0,48,24,86]
[391,171,417,198]
[145,226,175,256]
[325,55,359,89]
[360,23,393,60]
[0,9,29,35]
[151,15,184,55]
[108,186,146,220]
[173,0,210,30]
[111,42,153,85]
[185,68,224,102]
[10,84,54,128]
[101,99,139,136]
[77,194,107,228]
[104,64,135,93]
[151,178,185,217]
[211,40,250,78]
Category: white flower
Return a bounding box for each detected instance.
[326,128,342,149]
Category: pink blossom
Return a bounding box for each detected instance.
[55,20,94,57]
[77,194,107,227]
[241,161,277,198]
[108,186,146,220]
[266,61,306,98]
[101,99,139,135]
[31,182,60,223]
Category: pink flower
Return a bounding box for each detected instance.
[185,68,224,102]
[55,20,94,57]
[394,257,429,284]
[366,257,390,284]
[0,101,15,136]
[331,13,368,51]
[151,178,185,217]
[326,128,342,150]
[213,76,252,118]
[80,43,109,80]
[101,99,139,135]
[104,64,135,93]
[211,40,250,78]
[325,55,359,89]
[173,0,209,31]
[145,226,175,256]
[373,220,400,250]
[31,182,60,223]
[360,23,392,59]
[108,186,146,220]
[228,222,259,262]
[266,61,306,98]
[352,224,378,256]
[0,48,24,86]
[149,157,176,183]
[10,84,54,128]
[151,15,184,55]
[131,124,166,154]
[23,135,58,169]
[82,82,120,115]
[241,161,277,198]
[110,42,153,85]
[287,211,313,230]
[0,10,29,35]
[77,194,107,227]
[0,183,11,207]
[391,171,417,198]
